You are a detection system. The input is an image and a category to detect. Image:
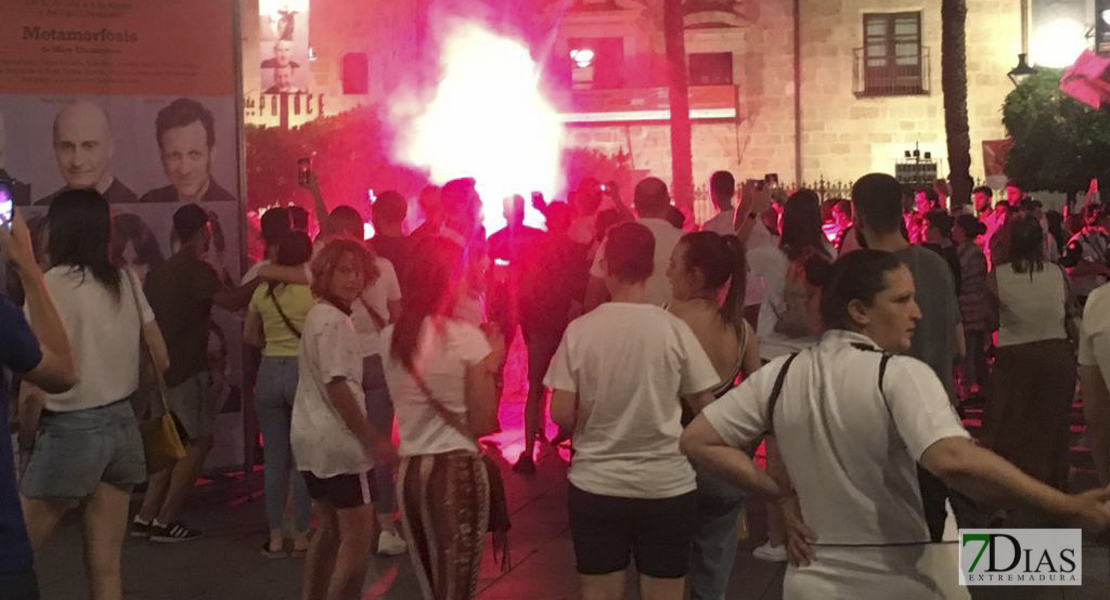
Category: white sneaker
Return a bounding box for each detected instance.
[752,541,787,562]
[377,530,408,556]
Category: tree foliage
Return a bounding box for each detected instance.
[245,105,427,215]
[1002,68,1110,194]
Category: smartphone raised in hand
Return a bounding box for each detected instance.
[0,179,13,230]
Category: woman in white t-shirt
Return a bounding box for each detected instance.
[753,189,833,361]
[682,249,1110,599]
[547,222,720,600]
[19,190,170,599]
[665,231,761,600]
[747,189,832,562]
[291,239,394,600]
[985,214,1078,498]
[381,235,505,600]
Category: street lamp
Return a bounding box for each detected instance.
[1008,53,1037,86]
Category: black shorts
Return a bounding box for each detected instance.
[301,470,376,509]
[567,484,697,578]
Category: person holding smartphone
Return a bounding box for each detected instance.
[0,208,77,600]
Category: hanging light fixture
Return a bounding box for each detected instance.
[1008,52,1037,86]
[1009,0,1037,86]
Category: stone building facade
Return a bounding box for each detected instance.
[556,0,1021,197]
[237,0,1061,211]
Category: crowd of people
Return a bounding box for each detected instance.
[2,165,1110,600]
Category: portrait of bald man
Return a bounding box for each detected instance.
[0,111,32,206]
[140,98,234,204]
[260,38,300,69]
[35,101,137,205]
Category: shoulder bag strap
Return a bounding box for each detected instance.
[357,294,389,331]
[406,363,477,443]
[124,269,170,409]
[267,285,302,338]
[764,352,799,436]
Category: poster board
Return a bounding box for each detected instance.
[0,0,247,469]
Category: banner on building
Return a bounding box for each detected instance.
[259,0,311,95]
[0,0,247,469]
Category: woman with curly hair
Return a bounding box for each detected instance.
[292,238,392,600]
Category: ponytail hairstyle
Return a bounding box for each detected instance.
[816,249,905,332]
[391,235,465,370]
[677,231,747,332]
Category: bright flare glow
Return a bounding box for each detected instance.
[1031,19,1088,69]
[392,23,565,231]
[570,48,595,68]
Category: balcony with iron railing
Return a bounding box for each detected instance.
[852,46,931,97]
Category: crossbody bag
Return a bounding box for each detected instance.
[406,365,512,571]
[124,270,188,475]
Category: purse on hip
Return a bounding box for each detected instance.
[125,270,188,475]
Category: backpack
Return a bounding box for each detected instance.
[773,248,826,339]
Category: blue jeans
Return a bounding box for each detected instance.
[256,356,310,532]
[362,355,395,515]
[689,502,743,600]
[689,470,745,600]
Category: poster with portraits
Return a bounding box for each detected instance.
[0,0,246,469]
[259,0,311,94]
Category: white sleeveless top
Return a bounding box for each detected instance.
[996,263,1067,347]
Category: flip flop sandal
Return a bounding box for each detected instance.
[260,540,287,559]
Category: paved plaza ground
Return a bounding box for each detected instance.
[33,341,1110,599]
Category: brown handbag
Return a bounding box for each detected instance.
[124,270,187,475]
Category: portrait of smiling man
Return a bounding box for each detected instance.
[140,98,234,204]
[36,101,138,205]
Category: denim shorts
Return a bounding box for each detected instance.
[166,372,215,441]
[21,399,146,508]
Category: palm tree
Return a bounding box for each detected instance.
[942,0,973,210]
[663,0,694,212]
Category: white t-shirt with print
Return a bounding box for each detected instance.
[292,302,373,478]
[544,303,719,499]
[590,218,684,307]
[351,257,402,357]
[381,318,492,457]
[702,330,970,545]
[34,267,155,412]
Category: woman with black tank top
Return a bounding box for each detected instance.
[666,231,760,599]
